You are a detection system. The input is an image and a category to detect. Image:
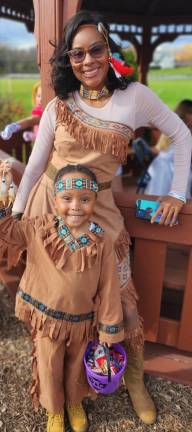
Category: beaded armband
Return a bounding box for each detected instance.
[99,321,124,334]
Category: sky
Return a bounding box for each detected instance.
[0,19,36,49]
[1,17,192,50]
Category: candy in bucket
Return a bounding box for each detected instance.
[84,342,127,394]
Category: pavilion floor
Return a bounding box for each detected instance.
[0,285,192,432]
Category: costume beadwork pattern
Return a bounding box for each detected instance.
[55,177,98,193]
[17,289,94,322]
[67,97,134,140]
[99,321,124,334]
[56,217,104,252]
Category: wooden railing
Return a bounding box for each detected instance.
[0,132,32,165]
[1,139,192,354]
[113,175,192,353]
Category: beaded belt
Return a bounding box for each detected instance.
[18,289,94,322]
[45,163,111,192]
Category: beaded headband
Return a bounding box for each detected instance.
[78,23,110,49]
[55,177,98,193]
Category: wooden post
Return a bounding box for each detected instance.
[33,0,82,107]
[139,23,153,85]
[177,248,192,350]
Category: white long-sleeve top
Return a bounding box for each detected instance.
[13,82,192,213]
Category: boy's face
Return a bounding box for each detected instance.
[54,172,96,229]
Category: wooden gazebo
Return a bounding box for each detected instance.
[0,0,34,32]
[1,0,192,382]
[32,0,192,104]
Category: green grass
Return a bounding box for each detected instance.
[149,79,192,110]
[149,66,192,77]
[0,67,192,116]
[0,77,39,117]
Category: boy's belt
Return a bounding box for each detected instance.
[45,162,112,191]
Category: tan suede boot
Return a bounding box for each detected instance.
[124,348,157,424]
[66,403,88,432]
[46,412,64,432]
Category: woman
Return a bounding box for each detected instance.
[10,9,192,427]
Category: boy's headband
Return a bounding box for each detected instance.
[55,177,98,193]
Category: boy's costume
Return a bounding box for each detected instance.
[0,213,124,412]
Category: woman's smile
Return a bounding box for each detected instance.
[83,67,100,79]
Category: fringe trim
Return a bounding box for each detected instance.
[42,218,104,272]
[115,229,131,262]
[124,317,144,352]
[0,240,25,270]
[120,278,144,352]
[0,214,104,272]
[56,98,132,163]
[15,294,95,342]
[30,334,40,411]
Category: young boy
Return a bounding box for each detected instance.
[0,163,124,432]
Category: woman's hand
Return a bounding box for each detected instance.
[151,195,184,227]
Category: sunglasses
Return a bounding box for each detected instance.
[67,42,108,64]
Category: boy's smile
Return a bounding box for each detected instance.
[54,172,96,232]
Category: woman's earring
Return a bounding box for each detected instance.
[108,52,122,79]
[109,53,134,78]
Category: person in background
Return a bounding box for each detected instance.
[1,81,42,142]
[144,100,192,198]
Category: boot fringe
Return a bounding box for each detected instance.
[125,317,144,352]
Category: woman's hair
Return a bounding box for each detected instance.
[50,9,135,99]
[175,99,192,122]
[54,164,98,186]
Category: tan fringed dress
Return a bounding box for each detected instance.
[12,82,192,351]
[0,214,124,412]
[16,96,143,350]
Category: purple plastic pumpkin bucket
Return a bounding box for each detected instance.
[84,342,127,394]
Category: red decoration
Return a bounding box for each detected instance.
[111,57,134,76]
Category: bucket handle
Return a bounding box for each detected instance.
[102,343,111,383]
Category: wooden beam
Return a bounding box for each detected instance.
[133,239,166,342]
[63,0,82,24]
[151,33,180,50]
[100,13,192,26]
[33,0,83,107]
[177,249,192,351]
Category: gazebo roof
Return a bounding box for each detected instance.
[0,0,34,31]
[82,0,192,24]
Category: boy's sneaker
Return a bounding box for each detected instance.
[66,402,88,432]
[46,412,64,432]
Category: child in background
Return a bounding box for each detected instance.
[0,163,124,432]
[1,81,42,142]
